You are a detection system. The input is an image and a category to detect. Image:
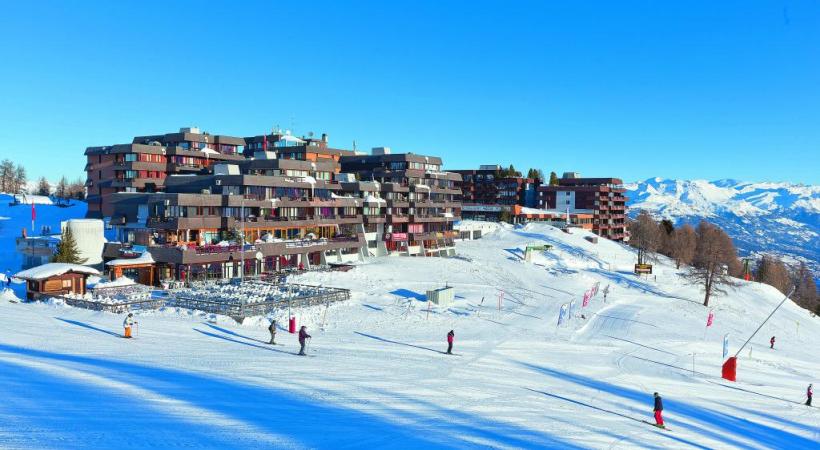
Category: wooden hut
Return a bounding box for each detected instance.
[15,263,101,300]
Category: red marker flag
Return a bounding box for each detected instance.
[31,202,36,231]
[706,310,715,327]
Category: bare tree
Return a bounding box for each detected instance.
[628,210,662,264]
[792,262,818,313]
[756,255,792,295]
[683,220,739,307]
[14,165,27,194]
[67,177,85,199]
[55,176,68,199]
[0,159,14,193]
[36,177,51,196]
[669,223,696,269]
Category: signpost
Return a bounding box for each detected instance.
[634,263,653,275]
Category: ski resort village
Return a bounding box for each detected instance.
[0,125,817,449]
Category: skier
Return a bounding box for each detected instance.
[446,330,455,355]
[268,319,277,345]
[298,325,311,356]
[123,313,137,339]
[806,384,813,406]
[653,392,665,428]
[770,336,776,349]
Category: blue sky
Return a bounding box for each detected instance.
[1,1,818,184]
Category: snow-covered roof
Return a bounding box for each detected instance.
[15,263,100,280]
[105,251,155,267]
[279,135,306,143]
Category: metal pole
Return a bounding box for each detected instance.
[734,287,795,358]
[241,196,245,283]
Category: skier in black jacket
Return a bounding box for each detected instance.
[653,392,665,428]
[268,319,277,345]
[298,326,311,356]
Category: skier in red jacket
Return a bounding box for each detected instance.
[806,384,813,406]
[446,330,455,354]
[770,336,776,349]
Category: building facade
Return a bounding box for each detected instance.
[92,131,462,284]
[537,173,629,241]
[339,149,462,257]
[451,165,540,222]
[85,127,245,219]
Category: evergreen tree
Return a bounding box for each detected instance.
[549,171,559,186]
[526,168,539,179]
[52,226,87,264]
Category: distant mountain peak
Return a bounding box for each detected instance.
[626,178,819,278]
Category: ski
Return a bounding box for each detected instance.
[641,420,670,431]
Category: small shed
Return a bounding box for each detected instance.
[106,251,156,286]
[15,263,101,300]
[426,286,455,306]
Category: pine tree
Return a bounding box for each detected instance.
[549,171,559,186]
[52,226,87,264]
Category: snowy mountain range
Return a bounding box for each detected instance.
[624,178,820,276]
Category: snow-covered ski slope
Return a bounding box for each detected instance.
[1,223,818,449]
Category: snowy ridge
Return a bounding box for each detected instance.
[626,178,820,276]
[1,222,819,448]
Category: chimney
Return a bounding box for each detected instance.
[321,133,328,143]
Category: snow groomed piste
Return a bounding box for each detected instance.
[1,222,818,449]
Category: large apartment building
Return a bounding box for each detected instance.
[91,131,462,284]
[451,165,539,221]
[537,173,629,241]
[85,127,245,218]
[339,149,462,257]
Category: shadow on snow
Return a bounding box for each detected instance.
[0,343,582,449]
[519,362,818,449]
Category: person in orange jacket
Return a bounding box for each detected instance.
[123,313,137,338]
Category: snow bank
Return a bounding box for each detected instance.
[90,276,136,289]
[13,194,53,205]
